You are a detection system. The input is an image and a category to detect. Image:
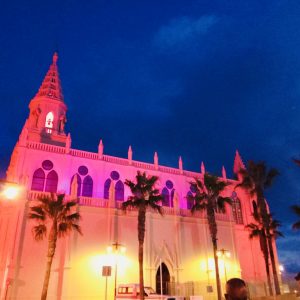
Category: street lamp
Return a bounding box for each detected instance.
[107,241,126,300]
[217,248,231,282]
[0,180,20,201]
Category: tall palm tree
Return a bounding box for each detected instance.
[237,161,281,295]
[28,193,82,300]
[122,171,163,300]
[291,205,300,230]
[188,173,232,300]
[246,203,283,296]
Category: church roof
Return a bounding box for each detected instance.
[33,52,64,102]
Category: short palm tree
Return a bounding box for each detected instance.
[246,203,283,295]
[237,161,281,295]
[28,193,82,300]
[122,171,163,300]
[188,173,231,300]
[291,205,300,230]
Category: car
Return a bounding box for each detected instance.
[116,283,185,300]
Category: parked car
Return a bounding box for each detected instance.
[116,283,185,300]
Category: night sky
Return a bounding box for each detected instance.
[1,0,300,275]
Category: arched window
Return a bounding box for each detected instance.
[45,112,54,133]
[104,179,111,199]
[162,187,169,206]
[186,191,194,209]
[45,170,58,193]
[232,192,243,224]
[70,174,82,196]
[170,189,175,207]
[82,175,93,197]
[115,180,124,201]
[31,168,45,191]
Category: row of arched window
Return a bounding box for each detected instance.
[31,161,244,224]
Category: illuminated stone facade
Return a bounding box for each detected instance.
[0,54,279,300]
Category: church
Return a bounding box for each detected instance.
[0,53,279,299]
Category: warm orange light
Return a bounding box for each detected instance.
[2,185,19,200]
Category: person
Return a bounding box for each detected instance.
[224,278,248,300]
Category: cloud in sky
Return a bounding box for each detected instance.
[153,15,218,50]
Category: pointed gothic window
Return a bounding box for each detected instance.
[31,168,45,191]
[82,175,93,197]
[186,191,194,209]
[104,179,111,199]
[70,174,82,196]
[45,170,58,193]
[45,112,54,133]
[162,187,169,206]
[170,189,175,207]
[115,180,124,201]
[231,192,243,224]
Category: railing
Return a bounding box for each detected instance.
[103,155,129,165]
[70,149,98,160]
[25,142,237,185]
[26,141,66,154]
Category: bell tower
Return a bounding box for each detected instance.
[25,52,68,146]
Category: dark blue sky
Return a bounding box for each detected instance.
[1,0,300,274]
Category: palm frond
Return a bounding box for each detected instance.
[264,168,279,188]
[32,224,47,241]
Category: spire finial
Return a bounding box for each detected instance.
[201,161,205,174]
[179,156,183,174]
[128,145,133,164]
[222,165,227,179]
[53,52,58,64]
[154,152,159,170]
[233,150,245,174]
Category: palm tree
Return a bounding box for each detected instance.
[291,205,300,230]
[122,171,163,300]
[188,173,231,300]
[237,161,281,295]
[246,203,283,295]
[28,193,82,300]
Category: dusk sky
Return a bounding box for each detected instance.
[1,1,300,274]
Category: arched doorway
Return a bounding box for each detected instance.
[156,263,170,295]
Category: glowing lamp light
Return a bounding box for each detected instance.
[279,265,284,272]
[3,186,19,200]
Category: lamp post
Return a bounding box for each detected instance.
[216,248,230,282]
[107,241,126,300]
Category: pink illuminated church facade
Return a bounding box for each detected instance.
[1,53,280,299]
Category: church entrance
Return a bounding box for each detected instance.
[156,263,170,295]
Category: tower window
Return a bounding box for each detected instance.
[45,112,54,133]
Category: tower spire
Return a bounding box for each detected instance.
[25,53,68,146]
[233,150,245,175]
[33,52,64,102]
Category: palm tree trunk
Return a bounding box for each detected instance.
[260,234,273,295]
[256,190,280,295]
[267,233,280,295]
[41,223,57,300]
[263,251,273,296]
[212,239,222,300]
[207,205,222,300]
[138,205,146,300]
